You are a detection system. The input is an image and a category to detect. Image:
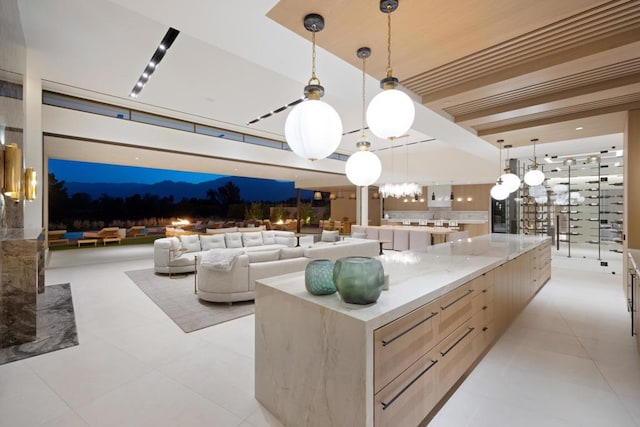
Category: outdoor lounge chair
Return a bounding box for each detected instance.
[125,225,146,238]
[47,230,69,246]
[82,227,121,245]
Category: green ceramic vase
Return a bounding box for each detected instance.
[333,256,384,305]
[305,259,337,295]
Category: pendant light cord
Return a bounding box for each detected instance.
[361,55,366,138]
[309,26,319,85]
[386,5,393,78]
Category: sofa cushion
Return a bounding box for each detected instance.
[200,234,226,250]
[225,232,243,248]
[168,236,181,250]
[262,231,276,245]
[279,247,305,259]
[321,230,340,242]
[247,249,281,263]
[275,236,293,246]
[179,234,201,253]
[242,231,264,247]
[206,226,238,235]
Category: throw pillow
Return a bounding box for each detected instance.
[279,247,305,259]
[321,230,340,242]
[200,234,226,250]
[262,231,276,245]
[275,236,294,246]
[179,234,201,253]
[247,249,281,263]
[225,232,243,249]
[242,231,264,247]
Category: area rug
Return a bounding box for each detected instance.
[0,283,79,365]
[125,268,254,333]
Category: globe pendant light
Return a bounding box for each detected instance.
[346,47,382,186]
[491,140,509,201]
[499,144,521,193]
[285,14,342,161]
[524,138,546,186]
[366,0,415,140]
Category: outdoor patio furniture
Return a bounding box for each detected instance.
[82,227,121,244]
[125,225,146,238]
[47,230,69,246]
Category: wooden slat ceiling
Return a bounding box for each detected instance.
[268,0,640,148]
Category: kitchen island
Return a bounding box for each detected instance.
[255,234,551,427]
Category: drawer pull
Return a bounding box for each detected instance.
[482,289,487,294]
[482,305,488,311]
[440,289,474,311]
[381,359,438,411]
[440,327,475,357]
[482,326,488,332]
[381,312,438,347]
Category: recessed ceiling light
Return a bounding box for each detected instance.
[575,126,584,130]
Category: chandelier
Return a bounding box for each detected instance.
[379,138,422,199]
[524,138,545,186]
[285,14,342,161]
[366,0,415,140]
[490,140,510,201]
[346,47,382,186]
[379,182,422,199]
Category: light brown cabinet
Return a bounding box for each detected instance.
[372,243,551,426]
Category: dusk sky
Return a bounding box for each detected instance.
[49,159,226,184]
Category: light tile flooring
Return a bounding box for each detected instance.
[0,245,638,426]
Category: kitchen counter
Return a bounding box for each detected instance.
[255,234,550,426]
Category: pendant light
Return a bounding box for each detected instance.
[366,0,415,140]
[285,14,342,160]
[524,138,545,186]
[499,144,521,193]
[346,47,382,186]
[491,140,510,200]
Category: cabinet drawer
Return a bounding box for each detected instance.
[374,301,439,392]
[436,284,474,340]
[472,284,494,314]
[472,321,498,358]
[436,320,476,396]
[470,271,494,293]
[470,298,494,329]
[374,350,439,427]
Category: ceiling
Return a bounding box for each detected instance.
[13,0,637,188]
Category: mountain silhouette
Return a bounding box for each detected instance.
[65,176,314,202]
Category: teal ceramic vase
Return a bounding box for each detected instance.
[305,259,337,296]
[333,256,384,305]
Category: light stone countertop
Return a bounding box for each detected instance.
[628,249,640,270]
[257,233,550,331]
[0,228,44,241]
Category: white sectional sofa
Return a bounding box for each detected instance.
[153,229,297,274]
[196,238,379,303]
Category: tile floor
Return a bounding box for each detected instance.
[0,245,638,426]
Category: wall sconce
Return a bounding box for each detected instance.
[372,191,380,200]
[329,192,337,200]
[313,191,323,200]
[467,197,473,202]
[3,143,22,201]
[24,168,37,201]
[349,193,356,200]
[456,197,463,202]
[1,143,37,202]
